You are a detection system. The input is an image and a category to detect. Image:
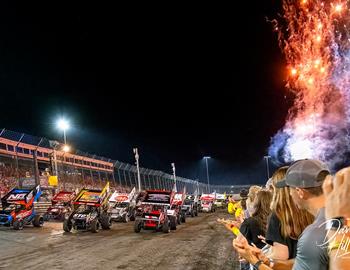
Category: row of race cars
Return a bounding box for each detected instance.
[0,183,227,233]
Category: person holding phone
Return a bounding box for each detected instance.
[233,159,330,270]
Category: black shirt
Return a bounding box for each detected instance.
[265,212,298,259]
[239,217,265,249]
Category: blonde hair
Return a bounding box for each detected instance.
[248,185,262,202]
[246,185,262,213]
[270,167,314,239]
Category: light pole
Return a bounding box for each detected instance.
[49,140,60,176]
[133,148,142,192]
[203,156,211,193]
[57,119,69,145]
[171,163,177,192]
[264,155,271,179]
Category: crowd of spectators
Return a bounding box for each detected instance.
[0,164,130,200]
[220,159,350,270]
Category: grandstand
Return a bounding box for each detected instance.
[0,129,251,199]
[0,129,114,196]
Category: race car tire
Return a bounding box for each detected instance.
[43,214,50,221]
[130,210,136,221]
[170,216,177,230]
[59,214,66,222]
[181,213,186,223]
[13,220,24,230]
[91,219,100,233]
[123,214,130,223]
[134,220,142,233]
[100,215,111,230]
[162,218,170,233]
[33,215,44,227]
[63,219,72,232]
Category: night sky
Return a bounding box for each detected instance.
[0,1,293,185]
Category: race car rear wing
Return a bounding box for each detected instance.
[1,185,41,208]
[109,187,136,203]
[142,190,174,205]
[215,193,226,200]
[52,191,75,204]
[72,182,109,207]
[185,194,199,203]
[172,186,186,205]
[200,193,216,202]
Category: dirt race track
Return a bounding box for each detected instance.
[0,210,240,270]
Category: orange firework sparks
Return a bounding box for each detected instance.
[269,0,350,168]
[291,68,297,75]
[334,3,343,12]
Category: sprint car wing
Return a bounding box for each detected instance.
[143,190,173,205]
[52,191,75,204]
[73,182,109,206]
[1,186,41,208]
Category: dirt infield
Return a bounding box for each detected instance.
[0,210,240,270]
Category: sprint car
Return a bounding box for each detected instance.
[214,193,226,209]
[0,185,44,230]
[44,191,75,221]
[63,182,111,233]
[134,190,173,233]
[200,193,216,213]
[167,189,186,230]
[181,194,199,217]
[107,187,137,223]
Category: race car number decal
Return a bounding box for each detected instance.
[174,194,183,201]
[8,194,26,200]
[73,214,87,219]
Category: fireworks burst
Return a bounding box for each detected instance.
[269,0,350,170]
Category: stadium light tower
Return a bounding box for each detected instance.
[57,119,69,144]
[171,163,177,192]
[62,144,70,152]
[203,156,211,193]
[264,155,271,179]
[133,148,142,192]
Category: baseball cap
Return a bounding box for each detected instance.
[239,189,248,198]
[275,159,330,188]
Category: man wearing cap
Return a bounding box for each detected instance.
[233,159,330,270]
[273,159,329,270]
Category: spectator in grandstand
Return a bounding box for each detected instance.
[265,166,314,260]
[233,159,330,270]
[323,166,350,270]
